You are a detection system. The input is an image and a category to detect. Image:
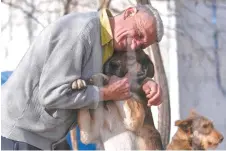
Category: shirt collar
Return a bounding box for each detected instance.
[100,8,113,46]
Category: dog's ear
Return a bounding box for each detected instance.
[189,109,199,117]
[175,118,193,133]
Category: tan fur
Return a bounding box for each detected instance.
[136,125,164,150]
[166,128,193,150]
[115,98,145,131]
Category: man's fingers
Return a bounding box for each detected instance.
[114,79,129,92]
[142,83,149,93]
[119,82,130,90]
[154,99,163,106]
[120,88,130,94]
[146,89,157,99]
[120,78,129,84]
[118,92,132,100]
[124,91,131,97]
[143,81,158,94]
[146,84,158,98]
[148,98,162,106]
[147,87,161,106]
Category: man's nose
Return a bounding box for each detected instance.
[135,41,144,50]
[130,39,136,49]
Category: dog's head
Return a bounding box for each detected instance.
[103,49,154,82]
[175,110,224,150]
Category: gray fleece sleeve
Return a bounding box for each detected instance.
[38,31,101,109]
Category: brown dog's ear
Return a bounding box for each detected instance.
[175,118,193,133]
[189,109,199,117]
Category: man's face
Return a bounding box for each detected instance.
[113,8,157,51]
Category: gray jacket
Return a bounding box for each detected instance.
[1,11,103,150]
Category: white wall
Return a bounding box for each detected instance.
[177,0,226,149]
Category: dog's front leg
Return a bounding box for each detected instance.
[72,74,108,145]
[115,99,145,132]
[77,109,93,144]
[135,125,164,150]
[117,76,152,132]
[116,77,156,132]
[77,104,104,145]
[77,109,100,144]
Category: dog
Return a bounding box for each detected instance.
[167,110,224,150]
[70,49,163,150]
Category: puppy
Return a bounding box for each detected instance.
[167,110,224,150]
[71,49,163,150]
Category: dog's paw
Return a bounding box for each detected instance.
[80,131,92,144]
[71,79,87,90]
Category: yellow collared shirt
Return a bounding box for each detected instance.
[100,9,114,64]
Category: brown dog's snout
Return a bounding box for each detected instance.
[215,130,224,143]
[219,135,224,143]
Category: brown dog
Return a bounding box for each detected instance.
[167,110,224,150]
[70,50,163,150]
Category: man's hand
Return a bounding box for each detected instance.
[142,79,162,107]
[100,75,131,101]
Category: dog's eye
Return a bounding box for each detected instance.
[110,61,120,67]
[203,124,209,128]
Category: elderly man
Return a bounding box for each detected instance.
[1,4,164,150]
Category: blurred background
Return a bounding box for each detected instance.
[1,0,226,149]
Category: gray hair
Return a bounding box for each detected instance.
[136,4,164,42]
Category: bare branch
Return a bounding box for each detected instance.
[2,0,45,27]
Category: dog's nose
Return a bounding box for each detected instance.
[219,135,224,143]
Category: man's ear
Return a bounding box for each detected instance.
[124,7,138,20]
[175,118,193,133]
